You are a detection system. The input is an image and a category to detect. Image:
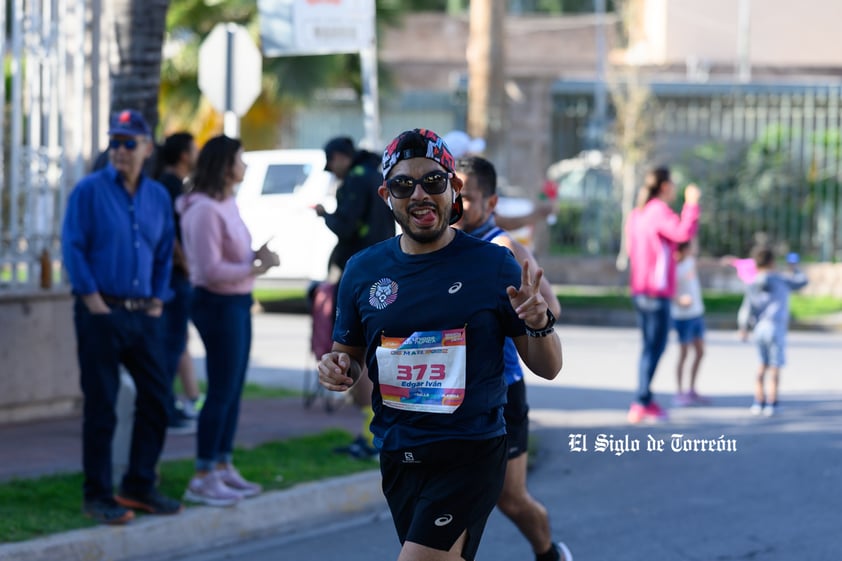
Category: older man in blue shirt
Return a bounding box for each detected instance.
[62,109,182,524]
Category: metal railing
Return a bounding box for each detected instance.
[1,0,89,292]
[550,81,842,261]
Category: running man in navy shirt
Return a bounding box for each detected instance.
[62,109,182,525]
[318,129,563,561]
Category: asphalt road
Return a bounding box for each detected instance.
[172,315,842,561]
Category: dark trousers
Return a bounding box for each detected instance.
[190,288,252,470]
[73,298,169,502]
[632,295,671,406]
[162,273,193,420]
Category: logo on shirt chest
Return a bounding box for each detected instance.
[369,278,398,310]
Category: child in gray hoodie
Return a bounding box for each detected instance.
[737,246,808,416]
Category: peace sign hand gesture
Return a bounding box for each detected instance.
[506,260,549,330]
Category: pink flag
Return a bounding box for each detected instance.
[732,258,757,284]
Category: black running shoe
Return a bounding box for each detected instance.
[167,411,197,436]
[333,435,378,460]
[115,488,183,515]
[83,498,135,525]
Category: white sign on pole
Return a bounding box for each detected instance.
[258,0,375,57]
[257,0,380,148]
[198,23,263,117]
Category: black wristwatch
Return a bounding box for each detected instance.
[525,308,556,338]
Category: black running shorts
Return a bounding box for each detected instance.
[503,379,530,459]
[379,435,507,561]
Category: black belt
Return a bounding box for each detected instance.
[101,295,154,311]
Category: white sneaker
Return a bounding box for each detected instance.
[179,394,205,419]
[217,464,262,498]
[184,471,243,507]
[750,402,764,415]
[557,541,574,561]
[762,403,777,416]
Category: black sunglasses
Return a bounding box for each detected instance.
[109,138,139,151]
[386,171,451,199]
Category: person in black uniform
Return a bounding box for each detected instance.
[315,136,397,459]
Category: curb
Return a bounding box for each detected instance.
[0,470,384,561]
[558,309,842,332]
[254,301,842,333]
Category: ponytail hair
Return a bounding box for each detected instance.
[643,166,671,203]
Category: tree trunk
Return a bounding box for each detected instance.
[108,0,170,133]
[467,0,506,170]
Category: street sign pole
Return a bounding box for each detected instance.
[199,22,262,138]
[224,24,239,138]
[359,39,380,150]
[358,0,379,150]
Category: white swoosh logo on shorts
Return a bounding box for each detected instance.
[448,282,462,294]
[434,514,453,527]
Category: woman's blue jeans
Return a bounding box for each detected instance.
[190,288,253,471]
[632,295,671,406]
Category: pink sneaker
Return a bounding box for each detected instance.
[643,401,668,421]
[627,403,646,424]
[217,464,262,498]
[184,470,243,507]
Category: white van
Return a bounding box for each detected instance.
[236,149,338,281]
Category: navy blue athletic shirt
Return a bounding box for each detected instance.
[334,229,526,451]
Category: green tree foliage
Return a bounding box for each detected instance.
[512,0,616,14]
[391,0,615,14]
[674,130,807,259]
[381,0,449,11]
[160,0,617,147]
[161,0,413,147]
[162,0,338,146]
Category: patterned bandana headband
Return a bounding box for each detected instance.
[381,128,456,179]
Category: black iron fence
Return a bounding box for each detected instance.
[549,81,842,262]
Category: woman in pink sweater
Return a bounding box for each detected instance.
[625,166,701,423]
[177,136,279,506]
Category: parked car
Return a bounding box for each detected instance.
[236,149,338,281]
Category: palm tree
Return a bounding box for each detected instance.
[467,0,506,167]
[109,0,171,132]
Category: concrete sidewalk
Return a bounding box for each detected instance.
[0,397,365,482]
[0,397,386,561]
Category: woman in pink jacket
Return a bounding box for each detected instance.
[177,136,279,505]
[625,167,701,423]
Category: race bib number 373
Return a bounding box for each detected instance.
[375,328,467,413]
